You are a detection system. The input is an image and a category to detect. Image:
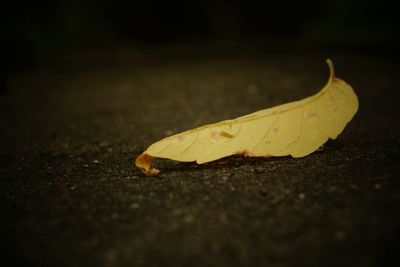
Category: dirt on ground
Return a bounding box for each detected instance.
[1,43,399,267]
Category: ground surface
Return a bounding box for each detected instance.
[1,43,399,267]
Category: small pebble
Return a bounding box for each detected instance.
[334,230,347,240]
[247,84,259,95]
[130,203,140,209]
[219,213,229,224]
[350,184,359,190]
[299,193,306,200]
[203,195,210,201]
[105,249,117,263]
[221,175,229,182]
[374,183,381,189]
[183,214,195,223]
[164,130,174,135]
[93,160,99,163]
[99,141,109,147]
[254,167,265,174]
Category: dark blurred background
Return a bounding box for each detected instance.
[2,0,399,77]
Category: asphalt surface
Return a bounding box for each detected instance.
[1,43,400,267]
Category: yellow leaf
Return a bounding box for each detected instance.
[135,60,358,176]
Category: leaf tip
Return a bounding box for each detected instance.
[135,153,160,176]
[326,59,335,80]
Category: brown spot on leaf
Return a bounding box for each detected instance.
[211,131,220,140]
[307,112,318,118]
[220,131,234,138]
[240,150,252,157]
[177,135,186,142]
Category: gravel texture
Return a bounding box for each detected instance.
[1,43,399,267]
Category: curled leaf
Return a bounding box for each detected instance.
[135,60,358,176]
